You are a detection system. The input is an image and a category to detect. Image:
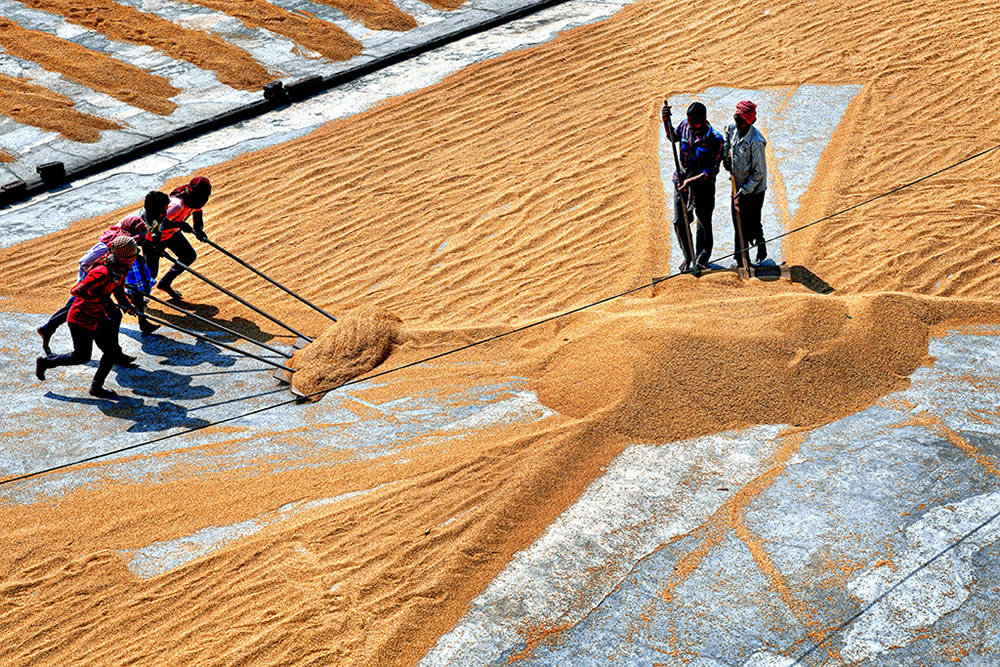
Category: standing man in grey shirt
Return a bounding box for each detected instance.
[723,100,768,268]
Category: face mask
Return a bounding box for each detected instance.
[109,256,134,273]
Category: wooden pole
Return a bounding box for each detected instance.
[731,172,750,280]
[663,100,697,272]
[136,310,296,373]
[161,250,312,342]
[140,289,293,359]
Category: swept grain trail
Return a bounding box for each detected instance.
[0,74,121,142]
[310,0,420,30]
[14,0,271,90]
[181,0,363,58]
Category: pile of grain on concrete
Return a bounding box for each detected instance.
[535,285,958,441]
[289,306,403,398]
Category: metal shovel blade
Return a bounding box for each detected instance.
[273,367,308,400]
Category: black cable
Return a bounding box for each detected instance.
[0,396,303,487]
[710,142,1000,269]
[3,142,998,488]
[790,505,1000,664]
[298,143,1000,399]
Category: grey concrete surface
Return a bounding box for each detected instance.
[0,2,996,664]
[423,328,1000,665]
[0,310,554,507]
[0,307,556,586]
[0,0,634,247]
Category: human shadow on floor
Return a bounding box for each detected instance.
[747,263,834,294]
[44,391,212,433]
[121,328,239,369]
[695,260,835,295]
[144,300,286,344]
[788,265,835,294]
[112,363,215,401]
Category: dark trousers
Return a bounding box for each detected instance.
[126,289,145,314]
[732,190,766,268]
[673,180,715,266]
[39,296,126,339]
[43,319,121,388]
[143,233,196,288]
[39,296,75,338]
[125,288,158,332]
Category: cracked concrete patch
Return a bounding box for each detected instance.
[422,329,1000,665]
[842,490,1000,662]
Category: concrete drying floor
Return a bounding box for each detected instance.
[423,327,1000,664]
[0,0,631,190]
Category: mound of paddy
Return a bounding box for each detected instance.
[535,291,956,440]
[289,306,402,398]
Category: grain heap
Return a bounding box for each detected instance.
[288,306,403,398]
[536,283,998,441]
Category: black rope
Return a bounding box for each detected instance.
[0,396,303,487]
[790,505,1000,664]
[3,142,998,489]
[733,142,1000,260]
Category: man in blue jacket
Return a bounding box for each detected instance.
[662,101,724,271]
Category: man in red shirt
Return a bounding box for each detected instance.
[35,236,141,399]
[143,176,212,300]
[36,190,168,353]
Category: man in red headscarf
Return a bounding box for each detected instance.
[723,100,768,269]
[37,190,168,354]
[35,236,141,399]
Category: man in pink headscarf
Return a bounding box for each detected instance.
[723,100,768,269]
